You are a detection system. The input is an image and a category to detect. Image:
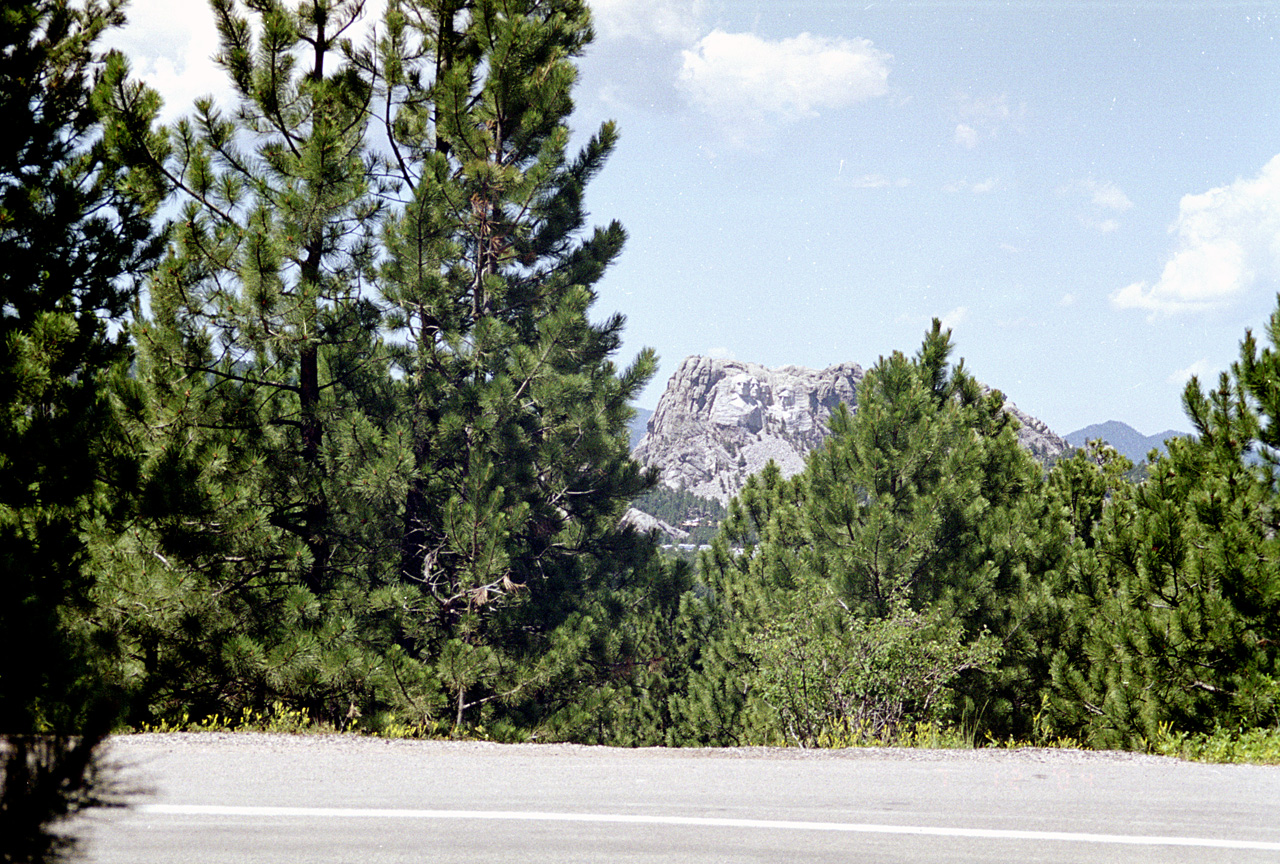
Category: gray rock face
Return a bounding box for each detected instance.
[634,356,1070,504]
[1003,399,1072,462]
[633,357,865,503]
[619,507,689,541]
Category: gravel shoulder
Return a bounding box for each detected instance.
[101,730,1227,765]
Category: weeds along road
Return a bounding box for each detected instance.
[79,733,1280,864]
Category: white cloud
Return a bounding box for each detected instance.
[850,174,891,188]
[1168,359,1215,385]
[1059,178,1134,233]
[678,30,891,127]
[943,178,1000,194]
[950,92,1024,147]
[1087,180,1134,212]
[1058,293,1076,307]
[592,0,704,43]
[958,92,1017,123]
[954,124,978,149]
[941,306,969,329]
[1112,154,1280,315]
[847,174,910,189]
[706,346,734,360]
[102,0,227,121]
[103,0,385,122]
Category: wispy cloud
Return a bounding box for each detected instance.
[1112,154,1280,316]
[1059,178,1134,233]
[951,92,1025,148]
[706,346,734,360]
[941,306,969,329]
[1086,180,1134,212]
[943,178,1001,194]
[678,31,891,131]
[592,0,705,44]
[1168,359,1216,385]
[846,173,911,189]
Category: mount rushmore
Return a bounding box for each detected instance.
[632,355,1071,505]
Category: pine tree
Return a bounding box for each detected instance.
[679,322,1063,745]
[1048,309,1280,748]
[93,0,423,726]
[803,323,1058,734]
[0,0,160,858]
[669,463,807,745]
[1032,441,1132,742]
[93,0,667,739]
[372,0,660,735]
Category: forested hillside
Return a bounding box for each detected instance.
[631,486,725,545]
[6,9,1280,855]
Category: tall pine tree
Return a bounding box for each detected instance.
[95,0,668,739]
[372,0,660,736]
[1047,306,1280,748]
[679,323,1064,744]
[0,0,160,858]
[94,0,418,726]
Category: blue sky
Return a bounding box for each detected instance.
[107,0,1280,435]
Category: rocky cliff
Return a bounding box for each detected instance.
[619,507,689,541]
[633,356,1070,504]
[633,357,865,503]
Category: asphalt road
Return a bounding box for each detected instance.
[76,732,1280,863]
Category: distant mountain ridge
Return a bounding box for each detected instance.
[628,407,653,450]
[1064,421,1188,464]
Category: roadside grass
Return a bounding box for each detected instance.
[131,704,453,740]
[974,724,1280,765]
[780,716,1280,766]
[128,709,1280,764]
[745,719,977,751]
[816,720,974,750]
[133,703,332,736]
[1147,724,1280,766]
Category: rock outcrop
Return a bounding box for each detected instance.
[634,356,1070,504]
[633,357,865,503]
[1003,399,1071,462]
[619,507,689,541]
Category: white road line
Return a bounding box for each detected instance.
[137,805,1280,851]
